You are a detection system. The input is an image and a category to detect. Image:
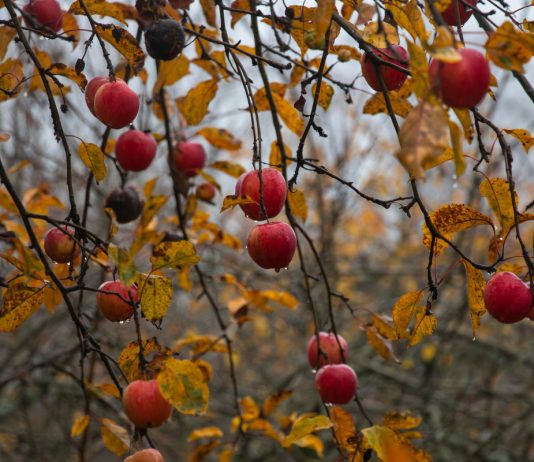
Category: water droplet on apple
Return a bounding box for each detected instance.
[324,402,333,407]
[311,368,317,374]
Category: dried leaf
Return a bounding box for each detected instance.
[391,291,423,339]
[396,103,451,179]
[422,204,493,255]
[503,128,534,154]
[315,0,336,40]
[312,81,334,111]
[384,0,428,43]
[366,326,399,362]
[485,21,534,73]
[95,24,145,73]
[263,390,293,417]
[230,0,250,28]
[220,194,255,212]
[257,290,298,309]
[363,84,413,118]
[157,358,210,415]
[153,54,189,93]
[62,12,80,48]
[461,259,486,338]
[0,284,44,332]
[210,161,246,178]
[0,27,16,61]
[409,307,437,346]
[151,241,200,271]
[188,426,224,442]
[479,178,516,237]
[383,411,422,431]
[197,128,242,150]
[361,21,400,48]
[330,407,357,453]
[240,396,260,421]
[0,59,24,102]
[69,0,137,25]
[362,425,431,462]
[269,141,292,170]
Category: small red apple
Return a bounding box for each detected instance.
[43,226,79,263]
[307,332,348,369]
[96,280,137,322]
[123,380,172,428]
[483,271,532,324]
[360,45,409,92]
[94,80,140,129]
[235,168,287,220]
[173,141,206,177]
[429,48,490,108]
[247,222,296,271]
[315,364,358,405]
[23,0,63,33]
[124,448,164,462]
[196,182,216,202]
[115,129,157,172]
[441,0,478,27]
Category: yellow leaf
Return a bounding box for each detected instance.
[240,396,260,421]
[118,338,166,381]
[62,12,80,48]
[312,81,334,111]
[230,0,250,28]
[292,434,325,457]
[71,414,90,437]
[263,390,293,417]
[479,178,517,237]
[485,21,534,73]
[396,103,451,179]
[383,411,422,430]
[189,440,221,462]
[220,194,255,212]
[153,54,189,93]
[69,0,137,25]
[92,382,121,399]
[449,120,465,177]
[289,63,306,88]
[409,307,437,346]
[78,142,107,183]
[95,24,145,73]
[139,194,168,228]
[210,161,246,178]
[151,240,200,271]
[391,291,423,338]
[362,425,431,462]
[371,314,397,340]
[0,27,16,61]
[366,326,399,362]
[361,21,399,48]
[136,273,173,321]
[218,445,234,462]
[200,0,217,26]
[0,59,24,102]
[254,83,288,110]
[100,418,129,456]
[188,426,224,442]
[177,79,218,126]
[157,358,210,415]
[384,0,427,43]
[283,414,333,447]
[288,189,307,221]
[503,128,534,154]
[108,245,136,285]
[258,290,298,309]
[422,204,493,255]
[427,26,461,62]
[0,132,9,142]
[330,406,357,453]
[0,283,44,332]
[43,282,61,313]
[363,84,413,118]
[461,259,486,338]
[453,108,474,143]
[269,141,292,170]
[197,128,242,150]
[406,42,430,100]
[315,0,336,40]
[174,333,228,355]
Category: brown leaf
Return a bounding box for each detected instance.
[485,21,534,73]
[230,0,250,28]
[95,24,145,73]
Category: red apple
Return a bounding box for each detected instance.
[247,222,296,271]
[315,364,358,405]
[115,129,157,172]
[123,380,172,428]
[441,0,478,26]
[125,449,164,462]
[23,0,63,33]
[429,48,490,108]
[96,280,137,322]
[307,332,348,369]
[483,271,532,324]
[173,141,206,177]
[44,226,79,263]
[235,168,287,220]
[94,80,140,129]
[360,45,409,92]
[196,182,216,202]
[86,76,113,116]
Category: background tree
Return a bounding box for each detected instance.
[0,0,533,461]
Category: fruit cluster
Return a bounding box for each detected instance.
[234,168,296,271]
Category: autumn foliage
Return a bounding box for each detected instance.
[0,0,533,461]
